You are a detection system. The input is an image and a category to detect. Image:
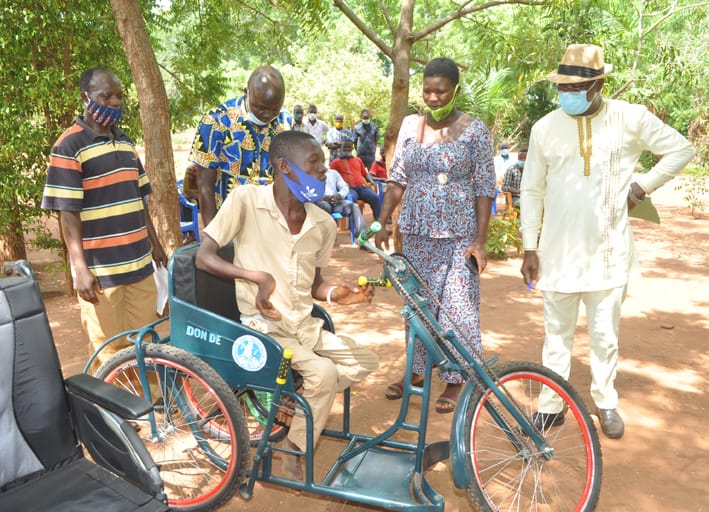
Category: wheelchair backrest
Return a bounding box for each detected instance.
[171,242,240,323]
[169,243,297,391]
[0,276,80,490]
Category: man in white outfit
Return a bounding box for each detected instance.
[520,44,695,439]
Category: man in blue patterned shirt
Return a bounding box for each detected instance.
[189,65,290,224]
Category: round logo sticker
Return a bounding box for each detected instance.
[232,335,267,372]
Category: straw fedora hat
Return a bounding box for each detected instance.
[546,44,613,84]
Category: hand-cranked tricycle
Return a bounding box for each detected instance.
[87,222,602,512]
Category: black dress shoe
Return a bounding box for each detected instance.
[532,411,566,430]
[597,408,624,438]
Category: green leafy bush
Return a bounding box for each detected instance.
[486,216,523,258]
[675,165,708,218]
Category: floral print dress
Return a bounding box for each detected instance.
[389,114,496,382]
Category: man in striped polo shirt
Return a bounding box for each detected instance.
[42,67,167,368]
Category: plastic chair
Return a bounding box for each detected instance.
[333,193,359,245]
[503,191,519,221]
[372,178,386,205]
[0,261,168,512]
[331,210,357,245]
[177,179,200,243]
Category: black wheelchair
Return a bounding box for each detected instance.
[0,261,168,512]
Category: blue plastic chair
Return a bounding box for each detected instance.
[372,179,386,205]
[177,179,200,243]
[331,211,357,245]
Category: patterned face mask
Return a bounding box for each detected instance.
[281,159,326,203]
[86,98,123,127]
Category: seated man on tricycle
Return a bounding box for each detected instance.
[195,130,379,479]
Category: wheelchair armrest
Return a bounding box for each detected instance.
[65,373,152,419]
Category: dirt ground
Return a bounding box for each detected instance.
[35,179,708,511]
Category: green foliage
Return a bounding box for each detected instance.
[0,0,134,257]
[153,0,332,130]
[2,0,706,259]
[486,216,523,258]
[674,165,709,218]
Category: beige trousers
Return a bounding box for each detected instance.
[539,286,626,413]
[245,318,379,451]
[80,275,157,370]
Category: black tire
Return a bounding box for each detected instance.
[463,361,602,511]
[96,343,250,512]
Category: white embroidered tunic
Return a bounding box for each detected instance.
[521,99,695,293]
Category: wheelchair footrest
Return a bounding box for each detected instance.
[329,447,444,510]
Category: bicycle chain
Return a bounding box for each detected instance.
[384,254,486,379]
[384,254,542,443]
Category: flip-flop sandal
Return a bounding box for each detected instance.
[385,381,404,400]
[435,395,457,414]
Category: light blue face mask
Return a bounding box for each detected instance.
[245,94,274,127]
[247,111,268,127]
[558,90,593,116]
[281,159,326,203]
[516,160,525,168]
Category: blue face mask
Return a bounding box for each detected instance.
[500,149,510,158]
[558,90,593,116]
[516,160,525,168]
[281,159,326,203]
[86,98,123,127]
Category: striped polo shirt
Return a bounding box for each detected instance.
[41,117,154,289]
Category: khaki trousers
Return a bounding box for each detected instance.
[538,286,626,413]
[245,318,379,451]
[80,275,157,370]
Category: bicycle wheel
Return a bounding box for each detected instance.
[239,390,288,446]
[96,343,250,512]
[464,361,602,511]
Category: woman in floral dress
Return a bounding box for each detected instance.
[375,58,496,413]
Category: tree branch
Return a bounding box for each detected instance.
[612,1,709,98]
[333,0,394,58]
[612,3,644,98]
[380,0,395,33]
[234,0,278,25]
[642,1,709,38]
[413,0,549,42]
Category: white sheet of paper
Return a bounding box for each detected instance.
[153,263,169,315]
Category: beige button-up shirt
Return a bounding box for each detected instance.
[521,99,695,293]
[204,184,336,346]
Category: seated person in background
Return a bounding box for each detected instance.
[501,147,527,208]
[195,130,379,479]
[315,168,366,237]
[369,148,388,179]
[330,138,381,220]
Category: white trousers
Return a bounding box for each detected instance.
[538,286,626,412]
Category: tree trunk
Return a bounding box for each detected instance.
[110,0,182,256]
[0,218,27,263]
[385,0,415,252]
